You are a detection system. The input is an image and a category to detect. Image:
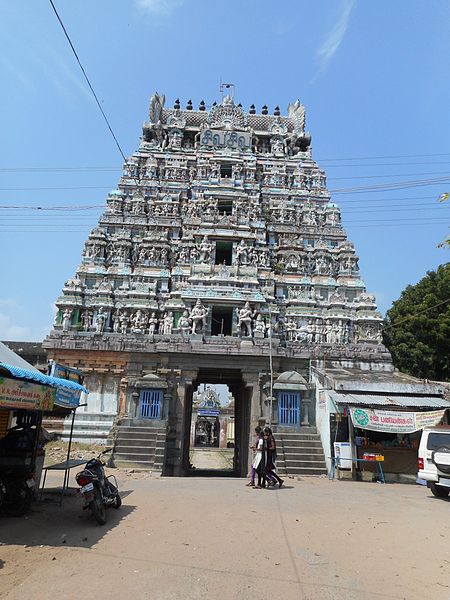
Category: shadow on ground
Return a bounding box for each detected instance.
[0,488,135,549]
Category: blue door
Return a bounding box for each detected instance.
[278,392,300,426]
[139,389,162,419]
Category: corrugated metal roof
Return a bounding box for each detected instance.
[329,390,450,409]
[0,341,40,372]
[0,362,87,393]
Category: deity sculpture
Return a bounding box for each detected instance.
[189,299,208,334]
[148,312,159,335]
[178,310,191,336]
[236,302,255,337]
[112,309,121,333]
[199,236,213,263]
[236,240,249,265]
[81,310,92,332]
[95,308,107,334]
[253,314,266,336]
[162,311,174,335]
[119,312,129,335]
[62,308,72,332]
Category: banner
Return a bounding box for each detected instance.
[49,362,84,408]
[350,407,445,433]
[0,377,55,411]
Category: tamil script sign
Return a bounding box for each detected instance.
[350,407,445,433]
[200,129,252,150]
[0,377,55,411]
[48,361,84,408]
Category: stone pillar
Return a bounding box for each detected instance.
[242,372,262,477]
[301,397,311,426]
[118,378,129,415]
[171,369,198,476]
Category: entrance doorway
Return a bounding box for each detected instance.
[211,306,233,336]
[184,369,250,477]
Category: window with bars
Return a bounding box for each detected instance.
[139,389,163,419]
[278,392,300,425]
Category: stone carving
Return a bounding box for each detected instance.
[236,302,255,337]
[189,299,208,334]
[62,308,72,332]
[149,92,165,125]
[148,312,159,335]
[119,312,129,335]
[162,311,174,335]
[236,240,249,265]
[81,309,92,332]
[95,308,107,334]
[178,310,191,336]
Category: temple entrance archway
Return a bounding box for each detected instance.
[183,368,251,477]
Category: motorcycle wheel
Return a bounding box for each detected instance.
[90,489,107,525]
[3,483,32,517]
[113,493,122,509]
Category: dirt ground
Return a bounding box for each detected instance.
[0,471,449,600]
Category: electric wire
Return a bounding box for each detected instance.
[47,0,140,189]
[383,298,450,330]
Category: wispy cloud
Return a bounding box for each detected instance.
[313,0,357,80]
[134,0,183,16]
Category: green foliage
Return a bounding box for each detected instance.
[383,264,450,381]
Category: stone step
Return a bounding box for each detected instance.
[281,441,323,449]
[114,446,162,457]
[116,426,166,433]
[278,435,321,442]
[281,452,326,461]
[115,437,166,448]
[113,459,155,470]
[278,466,328,475]
[284,459,327,468]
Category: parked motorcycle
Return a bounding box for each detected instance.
[75,448,121,525]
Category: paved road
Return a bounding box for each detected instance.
[0,473,449,600]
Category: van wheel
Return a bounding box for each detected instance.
[430,483,450,498]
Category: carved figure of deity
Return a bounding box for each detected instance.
[81,310,92,332]
[253,314,266,336]
[62,308,72,332]
[178,310,191,336]
[189,299,208,334]
[285,318,297,341]
[162,311,174,335]
[199,236,213,263]
[148,312,158,335]
[131,310,145,333]
[112,310,121,333]
[236,302,255,337]
[236,239,249,265]
[95,308,107,334]
[119,312,129,335]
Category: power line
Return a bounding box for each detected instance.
[331,177,450,194]
[317,152,450,162]
[0,186,111,191]
[328,171,450,181]
[383,298,450,330]
[47,0,141,189]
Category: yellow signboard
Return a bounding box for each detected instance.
[0,377,55,411]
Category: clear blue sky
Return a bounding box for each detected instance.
[1,0,449,341]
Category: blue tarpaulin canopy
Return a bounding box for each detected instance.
[0,354,87,409]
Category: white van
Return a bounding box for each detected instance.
[418,427,450,498]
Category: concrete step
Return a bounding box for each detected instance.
[285,459,327,468]
[281,452,326,460]
[114,446,160,457]
[113,459,155,470]
[281,442,324,450]
[116,427,165,435]
[115,438,166,448]
[278,466,328,475]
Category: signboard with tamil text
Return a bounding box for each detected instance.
[48,362,84,408]
[350,407,445,434]
[0,377,55,411]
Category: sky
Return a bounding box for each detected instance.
[0,0,449,341]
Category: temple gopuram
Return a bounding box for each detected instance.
[46,92,442,479]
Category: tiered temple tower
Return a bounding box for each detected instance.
[45,93,391,475]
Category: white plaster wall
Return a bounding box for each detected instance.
[312,374,332,472]
[102,376,119,414]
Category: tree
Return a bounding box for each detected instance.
[383,264,450,381]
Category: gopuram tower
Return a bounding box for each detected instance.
[45,93,391,476]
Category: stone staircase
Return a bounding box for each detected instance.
[111,420,167,472]
[275,428,327,476]
[61,413,115,445]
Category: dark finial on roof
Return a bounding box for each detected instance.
[212,101,217,107]
[199,100,206,111]
[174,98,180,109]
[249,104,256,114]
[262,105,268,115]
[274,106,280,116]
[237,103,242,108]
[186,99,193,110]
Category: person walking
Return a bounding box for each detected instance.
[263,427,284,488]
[247,426,262,486]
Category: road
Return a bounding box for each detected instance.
[0,472,449,600]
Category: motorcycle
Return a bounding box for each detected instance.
[75,448,121,525]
